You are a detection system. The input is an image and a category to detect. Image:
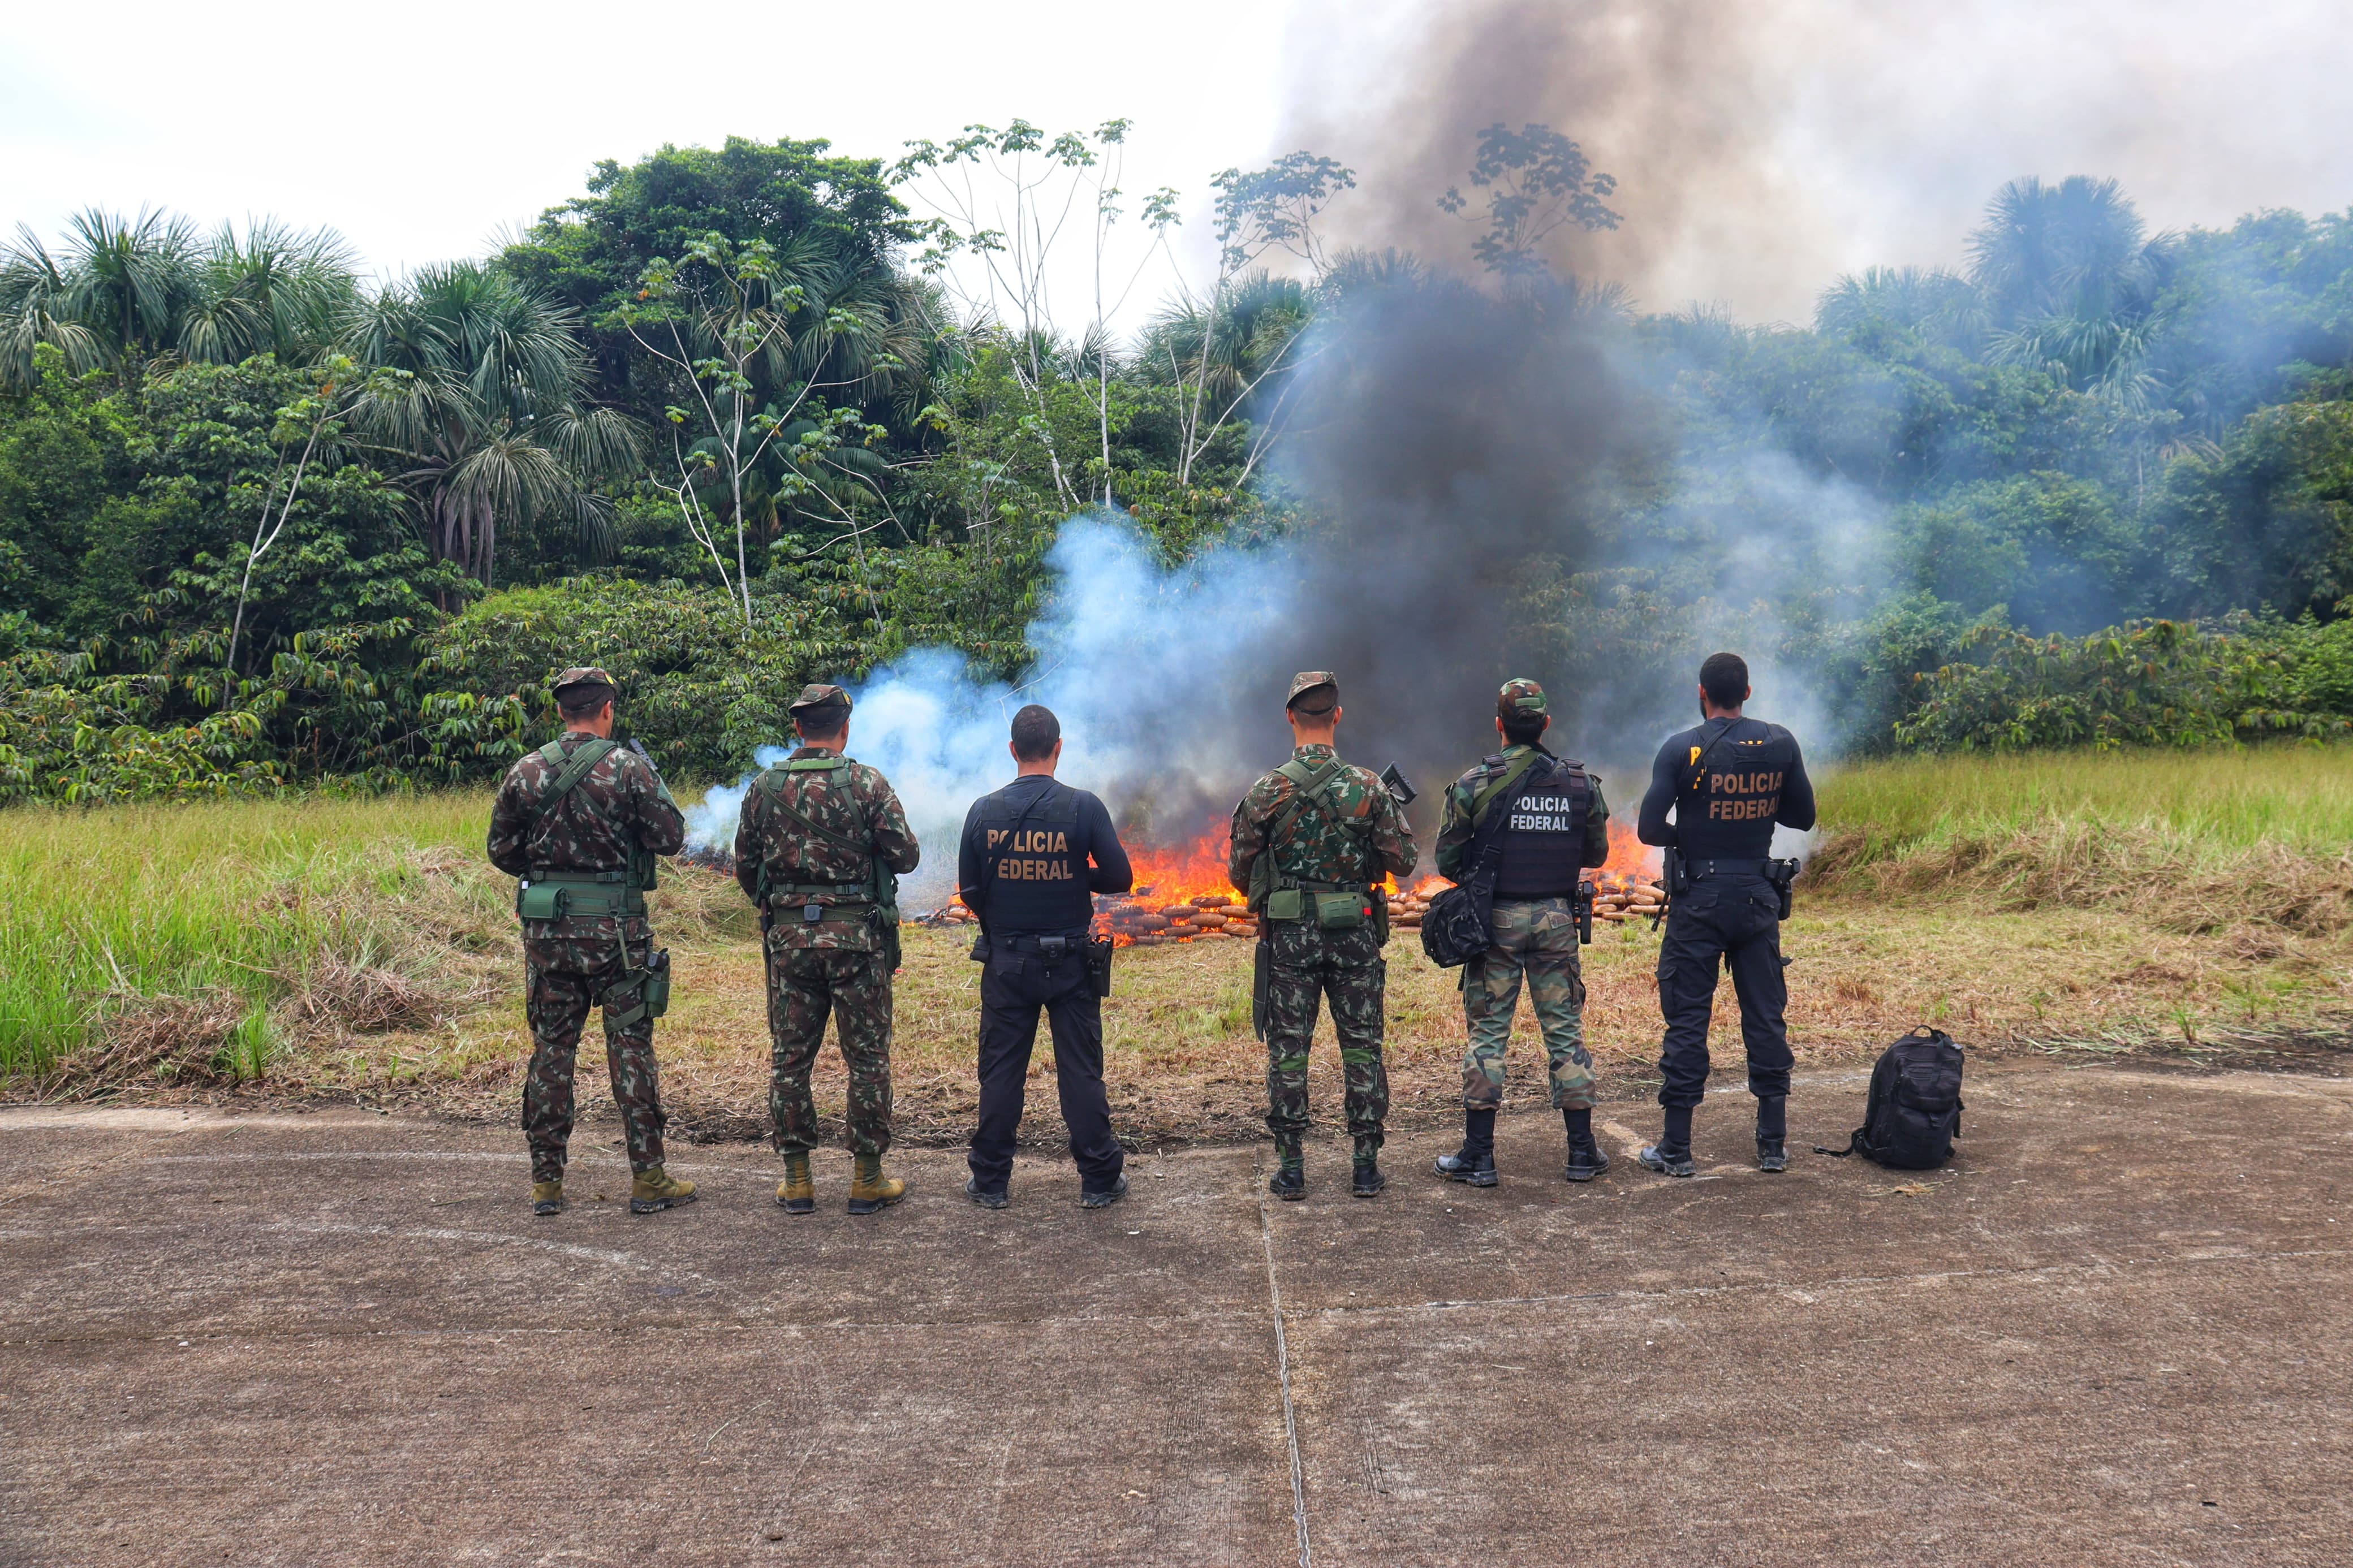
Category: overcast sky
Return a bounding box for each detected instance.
[7,0,2352,330]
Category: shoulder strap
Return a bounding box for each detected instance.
[534,737,617,821]
[1684,719,1742,796]
[1466,749,1546,829]
[1270,757,1356,843]
[755,762,873,861]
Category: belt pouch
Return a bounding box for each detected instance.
[517,882,567,921]
[1314,891,1366,930]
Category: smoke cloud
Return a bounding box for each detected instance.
[1273,0,2353,320]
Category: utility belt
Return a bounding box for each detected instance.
[980,927,1115,998]
[1663,850,1801,919]
[517,869,646,922]
[764,879,872,926]
[1262,876,1378,931]
[996,929,1092,956]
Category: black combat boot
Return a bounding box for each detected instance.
[1434,1108,1499,1187]
[1756,1095,1789,1173]
[1562,1107,1610,1183]
[1079,1172,1128,1209]
[1269,1137,1307,1200]
[1639,1105,1696,1178]
[1352,1137,1386,1198]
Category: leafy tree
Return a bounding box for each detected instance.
[1437,124,1621,278]
[499,136,921,425]
[341,262,641,589]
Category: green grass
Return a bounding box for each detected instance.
[0,794,499,1077]
[1808,743,2353,933]
[1817,743,2353,853]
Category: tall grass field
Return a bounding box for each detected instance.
[0,797,503,1078]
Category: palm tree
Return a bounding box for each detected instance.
[342,262,641,590]
[179,220,358,367]
[60,208,200,371]
[1816,265,1985,352]
[0,228,103,386]
[1967,177,2174,402]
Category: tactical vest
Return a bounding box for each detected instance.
[752,756,891,907]
[1269,755,1375,890]
[1674,719,1798,861]
[973,779,1088,934]
[515,736,656,922]
[1490,753,1592,900]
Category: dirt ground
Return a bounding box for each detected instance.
[4,1060,2351,1566]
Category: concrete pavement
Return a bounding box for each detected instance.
[3,1063,2350,1566]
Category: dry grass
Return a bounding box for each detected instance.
[268,863,2351,1149]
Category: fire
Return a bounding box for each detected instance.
[933,815,1665,945]
[1598,820,1661,882]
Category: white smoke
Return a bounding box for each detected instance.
[684,514,1302,905]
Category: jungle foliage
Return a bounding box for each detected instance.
[4,142,2353,797]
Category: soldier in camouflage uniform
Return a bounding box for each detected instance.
[1431,678,1613,1188]
[734,684,921,1216]
[1229,672,1417,1200]
[487,666,695,1218]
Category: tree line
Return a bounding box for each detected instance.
[1,129,2348,799]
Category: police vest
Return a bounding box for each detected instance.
[1674,719,1799,861]
[973,780,1088,934]
[1490,753,1592,900]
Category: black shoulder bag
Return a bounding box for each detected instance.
[1419,751,1546,969]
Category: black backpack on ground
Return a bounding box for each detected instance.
[1816,1027,1964,1170]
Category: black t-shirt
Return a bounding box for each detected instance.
[1636,716,1816,861]
[956,775,1134,936]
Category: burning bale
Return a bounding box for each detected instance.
[1094,889,1257,945]
[1591,870,1666,921]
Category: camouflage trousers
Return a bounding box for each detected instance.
[1460,896,1595,1111]
[1261,920,1389,1158]
[521,920,666,1183]
[766,940,894,1157]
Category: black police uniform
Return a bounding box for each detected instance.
[958,774,1135,1196]
[1636,715,1817,1112]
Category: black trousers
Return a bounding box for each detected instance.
[969,947,1124,1191]
[1656,872,1794,1109]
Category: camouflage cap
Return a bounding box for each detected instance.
[1286,671,1339,709]
[1498,677,1549,718]
[551,666,617,698]
[788,682,853,716]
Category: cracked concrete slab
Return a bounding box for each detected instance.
[2,1062,2349,1565]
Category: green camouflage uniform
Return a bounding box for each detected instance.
[734,730,920,1159]
[1435,740,1611,1112]
[1230,724,1417,1162]
[488,725,686,1185]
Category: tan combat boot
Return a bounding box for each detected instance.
[531,1180,566,1217]
[630,1165,698,1215]
[776,1152,815,1215]
[847,1152,906,1215]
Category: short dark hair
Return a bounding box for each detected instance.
[556,683,616,721]
[1009,704,1061,761]
[1500,711,1548,746]
[1700,652,1749,710]
[794,703,848,741]
[1287,688,1338,719]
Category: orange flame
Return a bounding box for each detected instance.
[1078,815,1661,946]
